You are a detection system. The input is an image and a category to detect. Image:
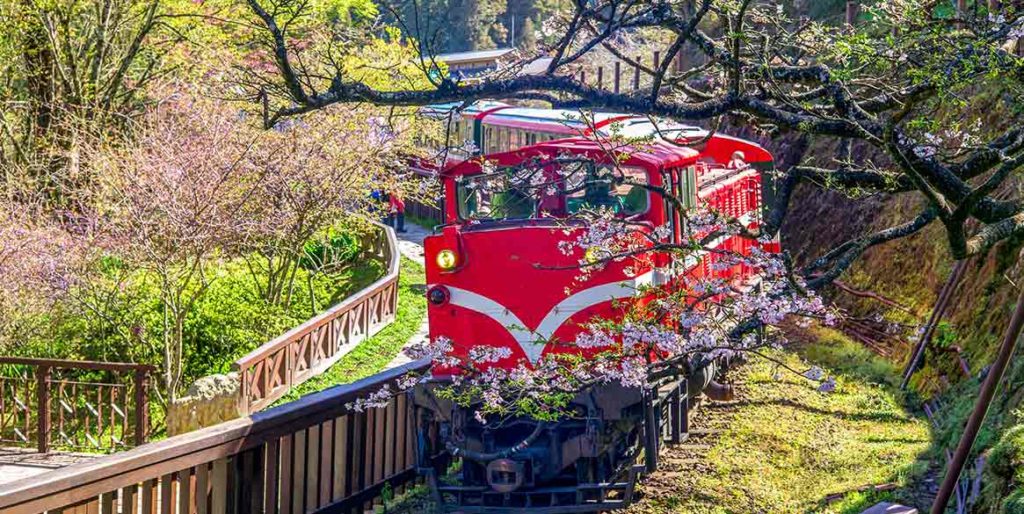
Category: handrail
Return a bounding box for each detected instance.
[232,221,401,414]
[0,357,155,373]
[0,359,433,514]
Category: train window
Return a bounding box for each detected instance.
[565,165,649,216]
[466,120,475,145]
[457,169,540,220]
[456,163,649,221]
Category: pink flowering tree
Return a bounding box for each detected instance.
[0,201,90,352]
[89,90,265,401]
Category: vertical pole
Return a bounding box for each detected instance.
[669,386,681,444]
[134,368,148,447]
[238,368,251,417]
[931,287,1024,514]
[845,1,858,29]
[633,56,642,91]
[614,62,621,94]
[643,389,658,473]
[653,51,661,72]
[36,365,50,454]
[579,70,586,85]
[597,66,603,90]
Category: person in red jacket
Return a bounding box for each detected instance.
[389,190,406,233]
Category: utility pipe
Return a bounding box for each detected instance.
[901,260,967,389]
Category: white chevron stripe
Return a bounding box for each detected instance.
[443,271,654,363]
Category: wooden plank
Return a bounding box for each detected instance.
[405,398,415,471]
[278,435,293,514]
[211,459,228,514]
[291,430,306,514]
[331,416,348,502]
[196,463,209,514]
[352,412,366,496]
[160,473,173,514]
[319,420,333,507]
[394,396,407,495]
[176,468,192,514]
[140,479,155,514]
[99,492,114,514]
[122,483,138,514]
[369,406,385,512]
[263,439,279,514]
[240,449,255,514]
[305,425,320,511]
[383,401,396,479]
[363,410,374,490]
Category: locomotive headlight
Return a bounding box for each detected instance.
[436,249,458,270]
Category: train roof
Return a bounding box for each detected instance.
[443,138,700,176]
[420,100,511,118]
[421,101,711,138]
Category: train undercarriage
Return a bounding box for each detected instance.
[412,360,732,513]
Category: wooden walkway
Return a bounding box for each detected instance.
[0,447,95,486]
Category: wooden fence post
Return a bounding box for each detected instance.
[238,368,251,417]
[597,66,603,90]
[845,1,858,28]
[36,365,50,454]
[134,368,149,446]
[614,62,621,93]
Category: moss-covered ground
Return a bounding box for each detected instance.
[628,326,932,514]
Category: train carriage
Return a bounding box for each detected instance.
[411,110,776,511]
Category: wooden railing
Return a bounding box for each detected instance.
[0,357,153,454]
[0,359,434,514]
[233,222,401,414]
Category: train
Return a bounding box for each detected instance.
[409,101,776,512]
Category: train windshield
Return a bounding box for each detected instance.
[456,162,649,221]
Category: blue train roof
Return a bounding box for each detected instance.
[420,101,710,139]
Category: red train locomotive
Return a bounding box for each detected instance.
[412,103,775,512]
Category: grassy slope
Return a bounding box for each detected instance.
[274,256,427,405]
[630,326,931,514]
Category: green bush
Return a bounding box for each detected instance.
[6,231,384,403]
[985,425,1024,514]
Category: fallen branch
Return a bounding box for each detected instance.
[832,279,915,314]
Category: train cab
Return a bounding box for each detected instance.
[422,136,770,373]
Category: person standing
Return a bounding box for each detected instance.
[389,189,406,233]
